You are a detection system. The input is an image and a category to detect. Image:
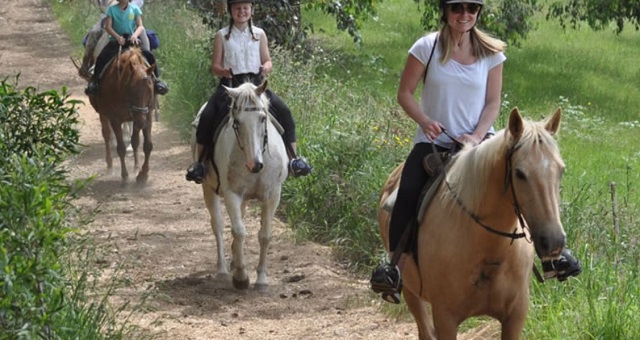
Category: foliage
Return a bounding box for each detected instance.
[190,0,380,46]
[0,79,81,164]
[413,0,541,46]
[190,0,541,47]
[547,0,640,34]
[0,79,126,338]
[268,49,405,265]
[189,0,308,48]
[303,0,380,44]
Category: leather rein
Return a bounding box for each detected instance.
[437,130,530,242]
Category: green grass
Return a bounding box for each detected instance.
[49,0,640,337]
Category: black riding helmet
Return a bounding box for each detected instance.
[440,0,484,23]
[441,0,484,6]
[227,0,254,13]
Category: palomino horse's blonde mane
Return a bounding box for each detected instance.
[444,116,563,217]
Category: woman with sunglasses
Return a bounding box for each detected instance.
[370,0,581,304]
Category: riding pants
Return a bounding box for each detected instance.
[195,74,296,154]
[388,142,449,253]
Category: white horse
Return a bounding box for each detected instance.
[194,81,288,290]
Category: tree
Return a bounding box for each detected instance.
[189,0,541,48]
[414,0,541,47]
[547,0,640,34]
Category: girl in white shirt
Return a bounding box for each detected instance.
[187,0,312,183]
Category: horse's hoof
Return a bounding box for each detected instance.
[254,283,268,292]
[214,272,230,282]
[232,277,250,290]
[136,173,148,184]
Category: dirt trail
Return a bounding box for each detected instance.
[0,1,434,339]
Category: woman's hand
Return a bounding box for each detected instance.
[419,118,443,141]
[221,68,232,79]
[129,36,140,46]
[261,63,272,76]
[116,35,126,45]
[458,133,481,146]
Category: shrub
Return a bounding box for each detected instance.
[0,79,125,338]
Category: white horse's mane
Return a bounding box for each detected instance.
[229,82,270,116]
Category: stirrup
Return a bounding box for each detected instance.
[381,292,401,304]
[370,262,402,304]
[289,157,312,177]
[542,249,582,282]
[186,161,205,184]
[154,80,169,95]
[85,81,99,96]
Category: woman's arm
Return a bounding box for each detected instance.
[462,63,503,145]
[211,32,231,78]
[397,54,442,140]
[131,15,145,43]
[259,31,272,75]
[105,16,125,45]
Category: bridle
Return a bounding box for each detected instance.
[437,130,530,242]
[231,102,269,154]
[115,44,154,119]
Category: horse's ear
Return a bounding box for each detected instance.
[544,108,562,136]
[224,85,240,99]
[508,107,524,141]
[256,80,268,95]
[146,64,156,76]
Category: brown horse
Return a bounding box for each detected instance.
[378,108,566,339]
[88,47,156,183]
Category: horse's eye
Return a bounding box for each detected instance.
[260,116,266,123]
[515,169,526,180]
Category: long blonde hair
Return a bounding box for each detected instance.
[438,26,506,63]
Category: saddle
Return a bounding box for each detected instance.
[382,151,455,257]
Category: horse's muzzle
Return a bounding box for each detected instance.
[248,162,263,173]
[533,231,566,260]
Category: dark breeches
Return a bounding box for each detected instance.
[388,142,449,253]
[195,76,296,150]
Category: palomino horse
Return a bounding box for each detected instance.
[378,108,566,339]
[88,47,156,183]
[195,80,287,289]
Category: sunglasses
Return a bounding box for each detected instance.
[449,3,482,15]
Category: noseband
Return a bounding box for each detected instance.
[231,105,269,153]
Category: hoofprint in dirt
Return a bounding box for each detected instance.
[3,1,498,339]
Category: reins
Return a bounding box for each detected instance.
[436,133,546,282]
[435,132,529,241]
[114,44,154,119]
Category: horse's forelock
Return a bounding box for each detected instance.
[114,49,147,76]
[232,83,270,115]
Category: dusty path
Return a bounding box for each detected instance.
[0,1,434,339]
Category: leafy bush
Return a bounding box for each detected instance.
[0,79,125,338]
